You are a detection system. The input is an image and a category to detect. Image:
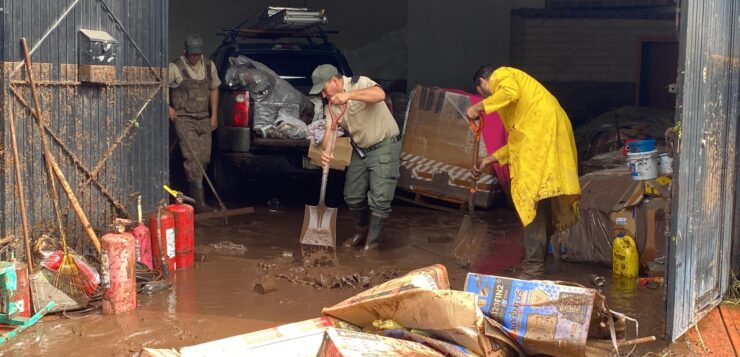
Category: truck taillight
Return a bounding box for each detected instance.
[232,91,249,127]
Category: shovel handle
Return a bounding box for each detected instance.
[319,104,347,205]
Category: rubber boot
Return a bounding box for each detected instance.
[189,181,213,213]
[343,209,369,248]
[363,215,386,251]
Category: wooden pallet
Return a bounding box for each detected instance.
[395,189,465,212]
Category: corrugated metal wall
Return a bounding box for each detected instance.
[667,0,740,341]
[0,0,169,253]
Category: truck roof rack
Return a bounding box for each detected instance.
[219,7,335,46]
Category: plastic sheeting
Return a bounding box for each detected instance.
[224,55,315,131]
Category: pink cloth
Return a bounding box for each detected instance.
[445,89,511,191]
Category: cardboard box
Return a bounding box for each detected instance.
[562,169,671,265]
[308,137,352,171]
[399,86,505,208]
[642,197,668,264]
[316,328,444,357]
[464,273,596,357]
[322,265,517,356]
[176,317,356,357]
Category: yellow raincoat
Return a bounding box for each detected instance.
[482,67,580,229]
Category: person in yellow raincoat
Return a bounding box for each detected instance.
[467,66,580,278]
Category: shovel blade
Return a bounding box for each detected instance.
[452,215,489,268]
[300,203,337,248]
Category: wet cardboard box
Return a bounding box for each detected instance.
[316,328,444,357]
[399,86,502,208]
[308,137,352,171]
[464,272,596,357]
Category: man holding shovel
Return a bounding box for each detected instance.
[168,34,220,213]
[311,64,401,251]
[467,66,580,279]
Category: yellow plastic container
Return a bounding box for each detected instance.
[612,233,639,277]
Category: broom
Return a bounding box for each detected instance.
[20,37,91,297]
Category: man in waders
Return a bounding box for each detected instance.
[311,64,401,251]
[168,34,220,212]
[468,65,581,279]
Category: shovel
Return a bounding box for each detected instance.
[452,115,489,268]
[300,104,347,248]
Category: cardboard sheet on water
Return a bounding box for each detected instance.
[317,328,444,357]
[464,273,596,357]
[177,317,356,357]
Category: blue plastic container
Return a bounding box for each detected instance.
[627,139,656,153]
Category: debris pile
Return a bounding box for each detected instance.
[142,264,652,357]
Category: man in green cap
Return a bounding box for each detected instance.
[168,34,220,212]
[312,64,401,251]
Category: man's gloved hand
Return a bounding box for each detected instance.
[472,156,497,179]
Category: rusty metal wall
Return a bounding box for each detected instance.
[667,0,740,341]
[0,0,169,253]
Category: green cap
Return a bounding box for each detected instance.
[184,34,203,54]
[309,64,339,95]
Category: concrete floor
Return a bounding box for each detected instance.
[3,204,696,356]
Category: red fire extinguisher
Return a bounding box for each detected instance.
[12,262,31,318]
[164,185,195,270]
[101,219,137,315]
[149,204,176,275]
[129,194,153,270]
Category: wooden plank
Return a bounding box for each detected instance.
[687,307,735,355]
[719,304,740,355]
[194,207,255,221]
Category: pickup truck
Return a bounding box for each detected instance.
[209,30,353,198]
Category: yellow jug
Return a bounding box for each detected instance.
[613,233,639,277]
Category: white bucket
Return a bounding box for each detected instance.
[658,153,673,175]
[627,150,658,180]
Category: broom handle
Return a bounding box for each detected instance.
[21,38,68,251]
[49,153,101,253]
[7,103,33,271]
[22,38,101,254]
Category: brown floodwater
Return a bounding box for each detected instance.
[1,205,693,356]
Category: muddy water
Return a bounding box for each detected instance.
[2,205,684,356]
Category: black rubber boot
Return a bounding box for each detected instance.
[343,209,369,248]
[363,215,386,251]
[188,182,213,213]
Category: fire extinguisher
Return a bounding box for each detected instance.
[101,219,137,315]
[164,185,195,270]
[129,194,153,270]
[149,203,176,275]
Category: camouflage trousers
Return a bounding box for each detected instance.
[174,116,211,182]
